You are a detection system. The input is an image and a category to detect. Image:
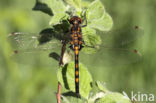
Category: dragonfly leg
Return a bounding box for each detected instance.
[81,19,87,27]
[81,9,87,27]
[69,45,74,51]
[59,40,66,66]
[79,44,84,50]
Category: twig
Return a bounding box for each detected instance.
[56,82,61,103]
[56,40,66,103]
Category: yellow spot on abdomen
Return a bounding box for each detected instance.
[75,64,78,68]
[75,78,79,83]
[75,71,79,76]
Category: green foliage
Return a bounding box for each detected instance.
[33,0,113,49]
[33,0,54,16]
[95,92,131,103]
[57,62,93,99]
[33,0,67,25]
[82,27,102,53]
[87,0,113,31]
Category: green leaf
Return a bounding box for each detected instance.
[81,1,90,8]
[49,13,67,25]
[33,0,53,16]
[88,0,105,20]
[33,0,67,25]
[61,93,86,103]
[64,0,81,10]
[95,92,131,103]
[95,81,109,93]
[48,0,67,25]
[83,27,101,46]
[57,62,93,99]
[87,0,113,31]
[33,0,66,14]
[89,13,113,31]
[82,27,102,54]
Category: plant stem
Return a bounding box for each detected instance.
[56,82,61,103]
[56,40,66,103]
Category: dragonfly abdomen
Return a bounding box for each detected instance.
[74,46,79,94]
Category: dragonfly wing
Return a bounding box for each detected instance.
[97,25,144,47]
[8,32,63,65]
[80,47,142,66]
[80,25,143,66]
[8,32,62,53]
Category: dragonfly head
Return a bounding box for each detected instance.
[69,16,82,25]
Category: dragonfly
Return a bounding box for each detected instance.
[8,18,143,97]
[67,16,88,96]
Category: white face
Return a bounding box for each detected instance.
[73,20,78,25]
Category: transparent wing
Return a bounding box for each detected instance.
[8,32,62,53]
[98,25,144,47]
[80,26,143,66]
[80,47,142,66]
[8,31,63,65]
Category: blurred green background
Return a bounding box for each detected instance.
[0,0,155,103]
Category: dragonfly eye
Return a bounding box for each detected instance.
[78,18,82,23]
